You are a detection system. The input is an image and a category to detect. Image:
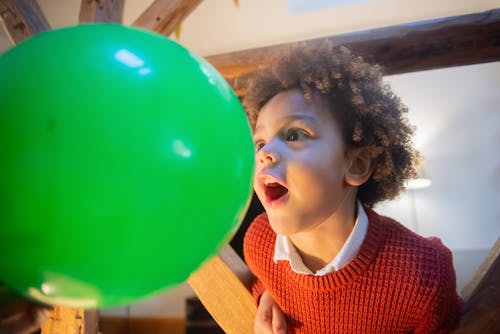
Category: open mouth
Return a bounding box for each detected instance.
[264,182,289,202]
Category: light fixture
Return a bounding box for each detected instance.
[288,0,372,13]
[406,160,432,233]
[407,162,432,190]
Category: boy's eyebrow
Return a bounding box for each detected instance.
[285,114,318,125]
[254,114,318,134]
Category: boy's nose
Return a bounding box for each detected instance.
[257,143,280,166]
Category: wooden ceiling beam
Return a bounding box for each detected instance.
[79,0,125,24]
[132,0,202,36]
[0,0,50,45]
[206,9,500,97]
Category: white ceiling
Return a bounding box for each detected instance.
[1,0,499,55]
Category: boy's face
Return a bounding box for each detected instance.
[252,89,353,236]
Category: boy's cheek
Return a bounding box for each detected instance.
[253,178,261,192]
[253,187,265,203]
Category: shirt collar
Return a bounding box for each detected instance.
[273,202,368,276]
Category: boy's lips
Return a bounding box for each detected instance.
[256,172,289,206]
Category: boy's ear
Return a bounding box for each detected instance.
[344,148,374,186]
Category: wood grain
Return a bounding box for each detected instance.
[132,0,202,36]
[206,9,500,96]
[79,0,124,24]
[0,0,50,44]
[188,245,256,334]
[452,238,500,333]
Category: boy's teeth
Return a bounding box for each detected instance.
[264,179,275,186]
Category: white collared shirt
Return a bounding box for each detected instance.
[273,202,368,276]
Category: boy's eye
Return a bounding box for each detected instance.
[286,128,306,142]
[254,141,265,151]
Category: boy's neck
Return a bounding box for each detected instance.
[289,199,358,273]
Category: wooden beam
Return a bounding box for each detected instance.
[452,238,500,333]
[0,0,50,45]
[84,309,99,334]
[41,307,85,333]
[40,307,99,333]
[79,0,124,24]
[461,238,500,302]
[206,9,500,97]
[188,245,256,334]
[132,0,202,36]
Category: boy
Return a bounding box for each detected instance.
[243,43,462,333]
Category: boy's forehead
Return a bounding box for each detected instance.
[255,89,332,130]
[264,89,309,110]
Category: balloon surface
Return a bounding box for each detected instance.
[0,24,254,308]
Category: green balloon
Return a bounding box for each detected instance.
[0,24,254,308]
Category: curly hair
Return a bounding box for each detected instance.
[242,42,420,207]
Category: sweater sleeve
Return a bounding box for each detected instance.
[414,238,463,334]
[251,276,266,305]
[243,213,271,305]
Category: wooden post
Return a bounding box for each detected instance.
[39,307,99,333]
[79,0,125,24]
[41,307,85,333]
[0,0,50,44]
[132,0,202,36]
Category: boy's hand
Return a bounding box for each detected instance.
[0,286,52,334]
[254,290,287,334]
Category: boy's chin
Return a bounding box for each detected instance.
[267,213,294,236]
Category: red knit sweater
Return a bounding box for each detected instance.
[243,207,462,334]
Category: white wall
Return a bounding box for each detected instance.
[378,62,500,294]
[379,63,500,252]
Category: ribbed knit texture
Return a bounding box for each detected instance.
[243,207,462,334]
